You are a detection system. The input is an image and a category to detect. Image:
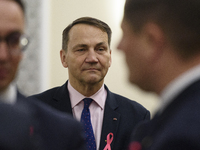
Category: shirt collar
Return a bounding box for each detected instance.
[158,64,200,113]
[68,81,106,109]
[0,83,17,104]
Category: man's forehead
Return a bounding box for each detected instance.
[0,0,24,35]
[70,24,106,34]
[0,0,24,16]
[69,24,107,39]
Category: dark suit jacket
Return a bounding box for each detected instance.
[29,81,150,150]
[129,79,200,150]
[13,92,87,150]
[0,102,37,150]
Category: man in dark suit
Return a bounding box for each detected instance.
[0,96,86,150]
[29,17,150,150]
[117,0,200,149]
[0,0,86,149]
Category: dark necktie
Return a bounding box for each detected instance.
[81,98,96,150]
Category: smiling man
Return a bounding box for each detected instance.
[29,17,150,150]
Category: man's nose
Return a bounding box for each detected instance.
[85,49,98,62]
[0,41,10,61]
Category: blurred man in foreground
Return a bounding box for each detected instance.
[0,0,86,149]
[118,0,200,149]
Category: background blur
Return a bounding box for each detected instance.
[17,0,158,114]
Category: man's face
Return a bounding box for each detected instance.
[0,0,24,91]
[61,24,111,87]
[118,19,153,91]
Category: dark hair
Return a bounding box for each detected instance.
[124,0,200,59]
[62,17,112,51]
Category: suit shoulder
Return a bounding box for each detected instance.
[27,96,80,128]
[30,86,60,98]
[112,92,147,109]
[25,97,86,149]
[110,92,150,119]
[105,85,148,111]
[27,86,63,105]
[27,87,61,109]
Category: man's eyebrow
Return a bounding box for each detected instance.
[96,42,107,47]
[1,30,22,37]
[72,42,108,50]
[72,44,88,50]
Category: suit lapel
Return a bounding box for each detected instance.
[53,81,73,115]
[99,86,120,150]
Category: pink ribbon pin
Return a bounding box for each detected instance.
[29,126,34,136]
[103,133,113,150]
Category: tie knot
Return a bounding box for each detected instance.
[83,98,93,109]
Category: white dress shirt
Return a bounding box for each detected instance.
[68,81,107,150]
[158,65,200,114]
[0,83,17,104]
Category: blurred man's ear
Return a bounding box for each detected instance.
[109,49,112,67]
[60,49,68,68]
[143,22,166,62]
[145,23,165,52]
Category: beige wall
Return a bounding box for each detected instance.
[48,0,159,114]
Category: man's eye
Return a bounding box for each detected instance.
[77,49,85,51]
[97,47,105,51]
[7,32,21,47]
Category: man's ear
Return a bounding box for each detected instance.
[60,49,68,68]
[109,49,112,67]
[143,22,166,61]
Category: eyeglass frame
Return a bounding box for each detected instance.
[0,31,29,56]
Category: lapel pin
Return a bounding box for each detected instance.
[113,118,117,121]
[103,133,114,150]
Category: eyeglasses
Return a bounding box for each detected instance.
[0,31,29,55]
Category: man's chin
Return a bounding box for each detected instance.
[129,77,144,91]
[84,76,103,85]
[87,79,100,85]
[129,78,153,93]
[0,82,10,92]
